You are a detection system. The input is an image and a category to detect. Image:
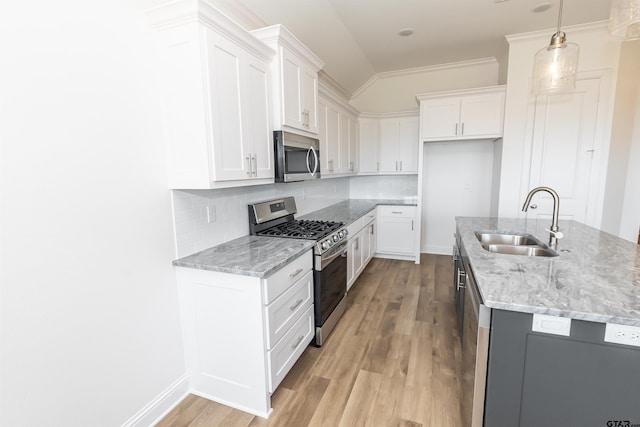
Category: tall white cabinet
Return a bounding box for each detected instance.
[148,2,276,189]
[318,84,359,176]
[252,25,324,136]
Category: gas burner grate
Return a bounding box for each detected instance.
[256,219,342,240]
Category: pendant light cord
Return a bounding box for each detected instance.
[557,0,564,34]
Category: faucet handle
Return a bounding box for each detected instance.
[545,229,564,239]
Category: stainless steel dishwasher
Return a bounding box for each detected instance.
[459,236,491,427]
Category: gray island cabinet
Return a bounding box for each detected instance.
[455,217,640,427]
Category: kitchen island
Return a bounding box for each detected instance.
[455,217,640,427]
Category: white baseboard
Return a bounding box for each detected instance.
[421,245,452,255]
[122,374,189,427]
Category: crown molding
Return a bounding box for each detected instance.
[506,20,609,43]
[318,81,360,116]
[251,25,325,71]
[318,71,351,102]
[416,84,505,102]
[351,57,498,99]
[359,110,419,119]
[145,0,275,61]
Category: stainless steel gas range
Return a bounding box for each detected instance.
[248,197,348,346]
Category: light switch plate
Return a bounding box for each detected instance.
[532,313,571,336]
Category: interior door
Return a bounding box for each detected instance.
[525,78,601,225]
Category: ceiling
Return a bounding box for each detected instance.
[232,0,611,95]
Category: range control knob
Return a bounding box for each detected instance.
[321,241,328,250]
[333,235,339,242]
[338,230,345,238]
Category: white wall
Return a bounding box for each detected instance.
[350,58,500,113]
[619,81,640,243]
[420,141,497,254]
[0,1,187,426]
[601,40,640,241]
[173,179,350,258]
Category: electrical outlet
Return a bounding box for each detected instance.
[206,204,216,223]
[604,323,640,347]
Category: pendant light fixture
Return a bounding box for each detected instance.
[531,0,580,95]
[609,0,640,41]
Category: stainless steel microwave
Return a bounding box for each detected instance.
[274,131,320,182]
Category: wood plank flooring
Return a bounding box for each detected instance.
[157,254,462,427]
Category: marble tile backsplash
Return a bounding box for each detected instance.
[349,175,418,200]
[171,178,350,258]
[171,174,419,258]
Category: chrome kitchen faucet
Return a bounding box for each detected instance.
[522,186,563,238]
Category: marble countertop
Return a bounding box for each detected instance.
[299,198,417,226]
[173,198,416,277]
[456,217,640,326]
[173,235,316,278]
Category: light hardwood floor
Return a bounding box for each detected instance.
[157,254,462,427]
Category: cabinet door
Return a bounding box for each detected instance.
[459,92,505,138]
[347,114,358,173]
[352,234,363,283]
[346,237,356,290]
[420,97,460,139]
[301,66,319,134]
[397,116,419,173]
[324,102,341,174]
[361,225,371,268]
[282,50,303,130]
[358,118,380,173]
[379,118,400,173]
[369,221,377,258]
[377,207,416,255]
[339,113,350,174]
[244,56,273,179]
[205,30,250,181]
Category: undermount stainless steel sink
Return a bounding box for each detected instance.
[475,231,559,257]
[475,232,539,246]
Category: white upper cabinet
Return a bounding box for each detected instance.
[378,114,420,174]
[147,2,275,189]
[318,84,359,177]
[417,86,506,141]
[358,117,380,174]
[252,25,324,136]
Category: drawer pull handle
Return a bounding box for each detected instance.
[391,211,402,214]
[289,268,304,279]
[289,298,304,311]
[291,335,304,349]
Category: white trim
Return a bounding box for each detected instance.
[251,24,325,71]
[122,375,189,427]
[146,0,275,61]
[351,57,499,99]
[319,82,360,116]
[416,84,506,102]
[359,110,419,119]
[506,20,609,43]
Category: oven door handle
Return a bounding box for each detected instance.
[319,242,347,270]
[306,147,319,177]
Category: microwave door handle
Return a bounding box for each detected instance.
[306,148,313,175]
[310,147,319,176]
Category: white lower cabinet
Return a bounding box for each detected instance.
[376,205,417,260]
[347,209,376,290]
[175,250,313,418]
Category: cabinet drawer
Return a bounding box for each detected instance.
[265,270,313,349]
[264,250,312,304]
[346,217,364,237]
[377,205,416,218]
[363,209,376,225]
[267,305,314,393]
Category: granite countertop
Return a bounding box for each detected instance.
[173,198,416,277]
[456,217,640,326]
[299,198,417,226]
[173,235,315,278]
